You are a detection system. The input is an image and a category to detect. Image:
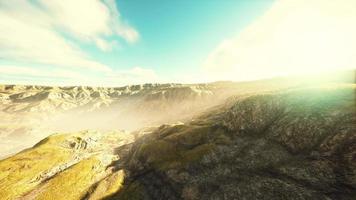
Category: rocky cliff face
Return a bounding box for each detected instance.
[0,82,354,200]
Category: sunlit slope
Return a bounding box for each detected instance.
[110,84,356,200]
[0,130,134,200]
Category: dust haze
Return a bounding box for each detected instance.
[0,71,353,159]
[0,84,227,158]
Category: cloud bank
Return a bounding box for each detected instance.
[0,0,162,86]
[204,0,356,81]
[0,65,161,87]
[0,0,138,71]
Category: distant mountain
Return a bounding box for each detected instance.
[0,79,298,158]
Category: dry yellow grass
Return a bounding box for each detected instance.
[34,157,105,200]
[88,170,125,200]
[0,130,126,200]
[0,134,72,199]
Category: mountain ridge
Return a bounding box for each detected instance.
[0,81,355,199]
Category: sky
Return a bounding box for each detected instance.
[0,0,355,86]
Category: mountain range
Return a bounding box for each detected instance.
[0,71,355,199]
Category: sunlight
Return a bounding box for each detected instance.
[204,0,356,81]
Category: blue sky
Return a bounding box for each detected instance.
[0,0,355,86]
[94,0,274,76]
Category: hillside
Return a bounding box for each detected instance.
[0,82,355,199]
[113,84,356,200]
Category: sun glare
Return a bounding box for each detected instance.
[204,0,356,82]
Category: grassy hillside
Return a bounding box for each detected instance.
[0,130,133,200]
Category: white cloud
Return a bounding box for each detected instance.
[0,65,160,87]
[39,0,139,44]
[103,0,140,43]
[204,0,356,81]
[95,38,118,52]
[105,67,161,85]
[39,0,112,40]
[0,0,139,71]
[0,65,88,80]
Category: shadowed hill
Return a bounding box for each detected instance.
[106,84,356,200]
